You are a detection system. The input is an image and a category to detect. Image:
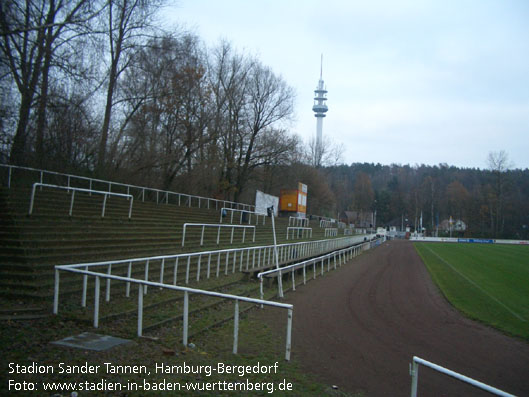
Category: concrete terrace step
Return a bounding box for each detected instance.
[0,184,341,301]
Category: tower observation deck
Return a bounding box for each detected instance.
[312,55,328,166]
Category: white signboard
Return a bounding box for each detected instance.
[255,190,279,216]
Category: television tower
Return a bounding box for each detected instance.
[312,54,328,166]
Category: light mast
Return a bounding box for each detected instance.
[312,54,328,166]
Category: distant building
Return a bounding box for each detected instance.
[440,219,466,232]
[341,210,374,229]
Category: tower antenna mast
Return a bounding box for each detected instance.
[312,54,328,166]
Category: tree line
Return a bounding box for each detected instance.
[320,153,529,240]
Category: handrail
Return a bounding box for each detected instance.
[410,356,515,397]
[257,238,380,300]
[289,216,309,227]
[325,228,338,237]
[53,235,374,298]
[286,227,312,239]
[53,266,293,360]
[219,207,266,225]
[1,163,254,212]
[29,183,133,218]
[181,223,256,247]
[320,220,336,228]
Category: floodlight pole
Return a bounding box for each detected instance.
[269,206,284,298]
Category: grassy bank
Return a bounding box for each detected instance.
[1,303,358,396]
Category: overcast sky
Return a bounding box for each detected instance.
[162,0,529,169]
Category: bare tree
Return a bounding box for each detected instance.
[487,150,513,237]
[0,0,95,165]
[208,43,296,201]
[306,134,344,168]
[118,33,213,190]
[96,0,162,174]
[234,62,295,201]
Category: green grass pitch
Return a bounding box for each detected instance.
[414,242,529,340]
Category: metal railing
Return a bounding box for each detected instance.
[29,183,133,218]
[410,356,515,397]
[52,236,374,301]
[1,163,253,212]
[53,267,293,360]
[289,216,309,227]
[181,223,256,247]
[286,227,312,240]
[219,207,266,225]
[320,220,336,228]
[325,228,338,237]
[258,239,377,299]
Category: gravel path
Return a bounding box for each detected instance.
[270,239,529,396]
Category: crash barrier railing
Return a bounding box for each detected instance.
[219,207,266,225]
[286,227,312,240]
[410,356,515,397]
[53,267,293,360]
[325,228,338,237]
[258,239,378,299]
[289,217,309,227]
[29,183,133,219]
[181,223,256,247]
[1,163,253,212]
[56,235,374,302]
[320,220,335,228]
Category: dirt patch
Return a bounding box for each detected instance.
[257,240,529,396]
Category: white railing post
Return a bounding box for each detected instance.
[69,190,75,216]
[128,196,133,219]
[260,276,264,307]
[126,261,132,297]
[183,291,189,346]
[159,258,165,285]
[285,308,293,361]
[28,183,37,215]
[94,276,100,328]
[82,266,87,307]
[101,194,107,218]
[53,269,60,314]
[410,360,419,397]
[137,284,143,337]
[196,255,202,282]
[185,256,191,284]
[144,260,149,294]
[105,264,112,302]
[233,299,239,354]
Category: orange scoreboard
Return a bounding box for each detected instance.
[279,183,307,215]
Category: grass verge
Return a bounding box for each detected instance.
[1,298,357,396]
